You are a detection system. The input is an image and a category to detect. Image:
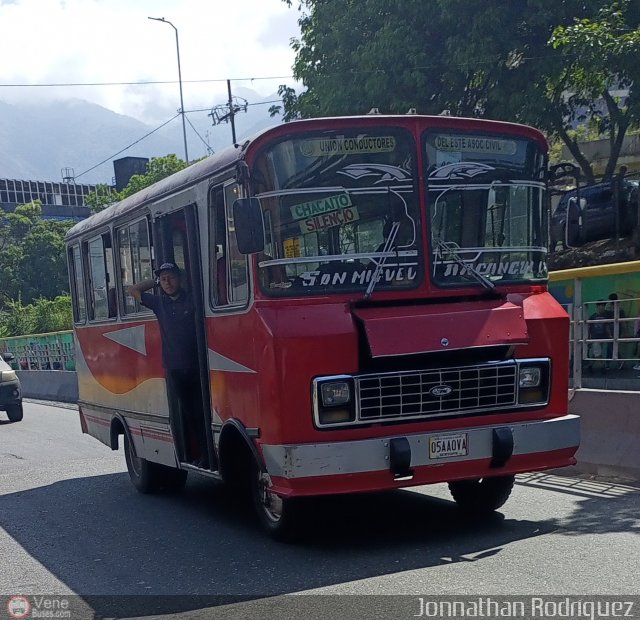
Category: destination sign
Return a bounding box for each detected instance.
[290,193,352,221]
[299,206,360,234]
[300,135,396,157]
[433,135,517,155]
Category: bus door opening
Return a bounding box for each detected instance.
[155,207,216,471]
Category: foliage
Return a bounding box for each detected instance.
[85,155,189,214]
[0,201,74,307]
[0,295,72,337]
[551,0,640,180]
[84,184,118,214]
[120,154,187,198]
[278,0,640,183]
[0,153,189,338]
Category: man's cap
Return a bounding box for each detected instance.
[154,262,180,277]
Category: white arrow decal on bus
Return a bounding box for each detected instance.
[208,349,256,373]
[103,325,147,355]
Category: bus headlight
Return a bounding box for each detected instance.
[517,361,549,405]
[519,367,541,388]
[314,377,356,427]
[321,381,351,407]
[0,370,17,382]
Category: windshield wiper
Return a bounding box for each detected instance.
[364,220,400,300]
[433,238,495,291]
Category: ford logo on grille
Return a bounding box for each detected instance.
[430,385,453,397]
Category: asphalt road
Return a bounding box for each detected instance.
[1,401,639,619]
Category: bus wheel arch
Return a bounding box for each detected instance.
[218,419,260,490]
[117,418,187,494]
[218,419,302,541]
[110,416,126,450]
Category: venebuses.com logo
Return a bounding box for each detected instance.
[5,595,70,619]
[6,596,31,619]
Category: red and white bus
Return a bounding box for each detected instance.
[65,114,579,539]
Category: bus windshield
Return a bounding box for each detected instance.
[252,128,423,296]
[425,132,548,287]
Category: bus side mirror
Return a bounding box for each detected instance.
[233,197,265,255]
[2,352,15,363]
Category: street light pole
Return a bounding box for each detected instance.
[148,16,189,163]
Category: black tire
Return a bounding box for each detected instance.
[251,462,302,542]
[6,404,23,422]
[124,432,188,494]
[448,475,515,514]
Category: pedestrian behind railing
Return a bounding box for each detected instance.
[0,331,75,371]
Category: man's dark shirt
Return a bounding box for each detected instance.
[141,289,198,370]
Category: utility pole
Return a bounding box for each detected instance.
[209,80,248,145]
[227,80,237,144]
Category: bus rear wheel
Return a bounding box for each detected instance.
[251,463,301,542]
[448,475,515,514]
[124,432,188,494]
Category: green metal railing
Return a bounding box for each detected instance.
[0,331,75,371]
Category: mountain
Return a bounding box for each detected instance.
[0,88,283,185]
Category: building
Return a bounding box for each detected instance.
[0,178,99,221]
[0,156,149,222]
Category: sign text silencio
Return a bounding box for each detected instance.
[290,193,360,234]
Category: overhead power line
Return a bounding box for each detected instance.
[75,113,180,180]
[73,93,286,181]
[0,52,591,90]
[0,75,295,88]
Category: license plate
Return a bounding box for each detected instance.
[429,433,469,459]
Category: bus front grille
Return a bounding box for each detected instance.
[356,362,517,421]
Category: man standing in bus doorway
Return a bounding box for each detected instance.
[129,262,209,468]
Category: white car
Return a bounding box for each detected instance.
[0,353,23,422]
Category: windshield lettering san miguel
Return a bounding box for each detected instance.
[251,127,548,296]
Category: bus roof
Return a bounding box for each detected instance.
[65,140,245,241]
[66,114,547,242]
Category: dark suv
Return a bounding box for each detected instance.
[0,352,23,422]
[551,180,638,249]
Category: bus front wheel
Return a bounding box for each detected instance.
[448,475,515,513]
[251,464,301,542]
[124,432,188,494]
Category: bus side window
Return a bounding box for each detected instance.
[68,244,87,323]
[86,232,116,321]
[209,185,226,306]
[224,183,249,304]
[209,182,248,308]
[117,218,154,314]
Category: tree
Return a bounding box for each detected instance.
[84,184,118,214]
[277,0,639,183]
[84,155,188,214]
[120,154,188,199]
[274,0,450,119]
[551,0,640,181]
[0,296,72,337]
[0,201,73,306]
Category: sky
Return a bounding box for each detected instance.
[0,0,301,126]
